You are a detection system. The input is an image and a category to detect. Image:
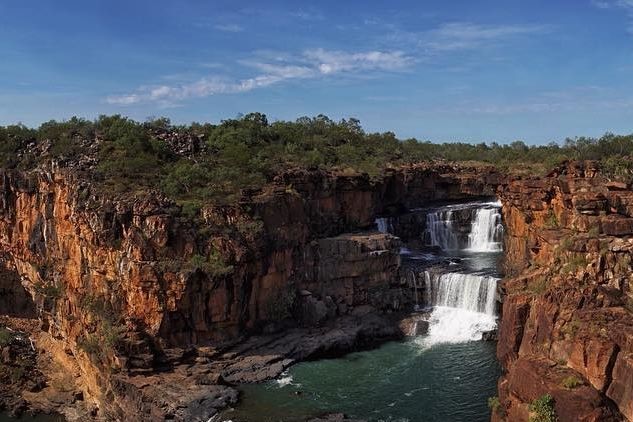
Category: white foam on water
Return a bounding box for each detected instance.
[276,371,299,388]
[416,307,498,347]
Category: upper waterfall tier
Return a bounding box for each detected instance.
[424,201,503,252]
[467,206,504,252]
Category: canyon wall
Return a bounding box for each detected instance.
[0,163,502,419]
[495,161,633,422]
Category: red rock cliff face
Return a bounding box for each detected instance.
[0,163,503,419]
[496,161,633,422]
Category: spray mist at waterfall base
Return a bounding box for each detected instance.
[416,307,498,347]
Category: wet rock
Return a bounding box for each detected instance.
[482,329,498,341]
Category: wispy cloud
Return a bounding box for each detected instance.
[592,0,633,32]
[421,22,549,51]
[106,21,547,107]
[214,23,244,33]
[434,86,633,115]
[106,48,411,106]
[592,0,633,8]
[289,9,324,21]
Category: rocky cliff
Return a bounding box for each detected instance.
[495,161,633,422]
[0,162,503,420]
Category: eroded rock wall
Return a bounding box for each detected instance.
[495,161,633,422]
[0,163,504,419]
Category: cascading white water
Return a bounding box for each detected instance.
[420,271,499,346]
[375,217,392,234]
[467,205,504,252]
[425,210,459,250]
[425,201,503,252]
[424,272,497,315]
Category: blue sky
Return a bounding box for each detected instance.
[1,0,633,143]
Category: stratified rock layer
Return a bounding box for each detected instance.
[0,163,504,420]
[495,161,633,422]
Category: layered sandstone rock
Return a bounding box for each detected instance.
[496,161,633,422]
[0,163,504,420]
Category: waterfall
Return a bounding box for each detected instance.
[425,210,459,250]
[409,270,421,311]
[423,272,497,315]
[467,206,504,252]
[375,217,392,234]
[418,271,499,345]
[425,202,503,252]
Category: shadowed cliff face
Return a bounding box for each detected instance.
[495,161,633,422]
[0,163,504,420]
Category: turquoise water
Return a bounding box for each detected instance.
[221,339,500,422]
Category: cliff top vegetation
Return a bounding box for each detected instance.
[1,113,632,206]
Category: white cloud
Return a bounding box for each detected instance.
[106,48,412,106]
[214,23,244,33]
[421,22,549,52]
[593,0,633,32]
[105,21,547,107]
[105,94,141,105]
[305,48,411,74]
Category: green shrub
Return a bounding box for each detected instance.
[529,394,558,422]
[561,319,581,339]
[587,226,600,237]
[488,396,503,415]
[187,252,233,276]
[33,282,63,299]
[559,237,573,251]
[235,218,264,238]
[0,326,12,347]
[179,200,202,219]
[544,211,559,228]
[561,376,583,389]
[265,288,296,321]
[3,114,633,207]
[563,255,588,273]
[527,276,548,295]
[77,321,125,365]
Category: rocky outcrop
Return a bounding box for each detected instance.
[495,161,633,422]
[0,162,504,420]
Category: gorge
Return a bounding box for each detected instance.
[0,153,632,422]
[219,200,504,422]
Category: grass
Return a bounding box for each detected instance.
[561,376,583,389]
[527,276,548,295]
[488,396,504,415]
[529,394,558,422]
[561,319,581,340]
[563,255,588,273]
[587,226,600,237]
[544,210,559,228]
[558,236,574,251]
